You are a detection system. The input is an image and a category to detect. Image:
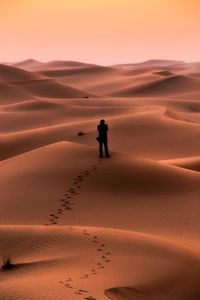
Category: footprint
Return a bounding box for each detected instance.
[79,289,89,293]
[66,207,73,210]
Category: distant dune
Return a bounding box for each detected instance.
[113,59,185,68]
[14,59,101,71]
[0,82,29,103]
[0,63,93,100]
[38,65,113,78]
[13,59,44,70]
[12,78,93,98]
[0,59,200,300]
[0,63,42,82]
[110,75,200,97]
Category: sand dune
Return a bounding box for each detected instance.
[0,225,200,300]
[2,99,63,111]
[12,79,93,99]
[0,63,95,101]
[133,59,185,68]
[0,82,30,104]
[0,64,42,82]
[13,59,44,70]
[113,59,185,69]
[38,65,113,78]
[1,60,200,300]
[16,60,100,71]
[1,141,200,226]
[161,156,200,172]
[110,75,200,97]
[1,98,200,161]
[38,60,96,70]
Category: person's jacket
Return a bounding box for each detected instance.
[97,124,108,141]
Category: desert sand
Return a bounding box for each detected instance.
[0,59,200,300]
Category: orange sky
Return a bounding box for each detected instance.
[1,0,200,64]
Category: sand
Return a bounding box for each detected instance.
[0,59,200,299]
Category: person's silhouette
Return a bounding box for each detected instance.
[97,119,110,158]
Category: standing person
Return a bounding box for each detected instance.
[97,119,110,158]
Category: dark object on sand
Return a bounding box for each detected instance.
[77,131,85,136]
[83,96,89,99]
[97,119,110,158]
[2,257,15,270]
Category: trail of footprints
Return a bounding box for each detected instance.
[45,161,102,226]
[45,159,112,299]
[59,230,112,299]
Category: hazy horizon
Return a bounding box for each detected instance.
[2,58,200,67]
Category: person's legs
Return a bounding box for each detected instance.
[99,141,103,158]
[104,140,110,157]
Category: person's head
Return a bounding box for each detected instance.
[100,119,105,125]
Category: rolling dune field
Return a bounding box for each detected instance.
[0,60,200,300]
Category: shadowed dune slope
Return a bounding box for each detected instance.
[110,75,200,97]
[0,82,29,103]
[38,65,114,78]
[0,64,42,82]
[12,79,93,98]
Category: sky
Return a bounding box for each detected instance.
[1,0,200,65]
